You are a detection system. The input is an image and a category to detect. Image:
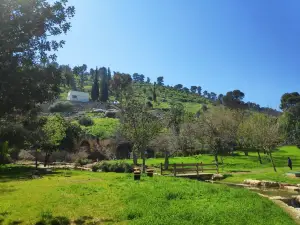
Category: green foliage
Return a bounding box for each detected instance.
[0,141,9,164]
[0,0,75,118]
[75,158,93,167]
[80,118,119,139]
[99,67,109,102]
[91,67,99,101]
[49,101,73,113]
[42,115,67,147]
[92,161,133,173]
[78,116,94,127]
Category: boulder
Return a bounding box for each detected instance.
[212,174,224,181]
[244,179,262,186]
[283,186,300,192]
[261,181,280,188]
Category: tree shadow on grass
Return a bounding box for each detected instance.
[0,166,63,183]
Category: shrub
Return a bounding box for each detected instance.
[75,158,93,167]
[78,116,94,126]
[18,150,35,161]
[49,101,73,113]
[92,161,133,173]
[147,96,153,101]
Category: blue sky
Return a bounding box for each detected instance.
[55,0,300,109]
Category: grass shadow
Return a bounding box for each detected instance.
[0,165,63,183]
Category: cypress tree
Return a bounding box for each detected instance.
[99,67,109,102]
[107,67,112,81]
[91,67,99,101]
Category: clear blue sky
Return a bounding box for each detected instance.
[55,0,300,109]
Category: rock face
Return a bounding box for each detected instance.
[212,174,224,181]
[283,186,300,192]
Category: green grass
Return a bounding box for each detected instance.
[0,166,295,225]
[118,146,300,184]
[76,117,119,139]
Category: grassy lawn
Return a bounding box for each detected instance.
[0,166,295,225]
[118,146,300,184]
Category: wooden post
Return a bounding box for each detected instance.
[160,163,163,175]
[196,163,199,177]
[174,164,177,177]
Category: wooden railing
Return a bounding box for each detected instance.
[160,162,218,176]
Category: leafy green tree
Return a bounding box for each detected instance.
[119,99,163,171]
[146,77,151,83]
[174,84,183,90]
[110,72,132,101]
[132,73,145,83]
[99,67,109,102]
[0,0,75,119]
[280,92,300,111]
[190,86,197,93]
[167,102,185,135]
[197,86,202,95]
[157,76,164,86]
[91,67,100,101]
[41,115,67,166]
[222,90,247,109]
[183,87,190,93]
[73,64,87,91]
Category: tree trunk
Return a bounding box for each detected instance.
[44,152,50,167]
[164,151,169,170]
[257,150,262,164]
[35,148,38,170]
[142,152,146,173]
[268,150,277,172]
[133,152,137,165]
[214,154,219,172]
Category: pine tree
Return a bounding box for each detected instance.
[91,67,99,101]
[100,67,109,102]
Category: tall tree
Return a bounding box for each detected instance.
[190,86,197,93]
[119,99,163,171]
[107,67,112,81]
[197,86,202,95]
[174,84,183,90]
[146,77,151,83]
[183,87,190,93]
[73,64,87,91]
[157,76,164,86]
[0,0,75,119]
[110,72,132,102]
[91,67,99,101]
[99,67,109,102]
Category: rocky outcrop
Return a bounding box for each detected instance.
[261,180,280,188]
[212,174,224,181]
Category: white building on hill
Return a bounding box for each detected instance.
[67,91,89,102]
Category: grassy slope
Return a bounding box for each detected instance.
[119,146,300,184]
[0,167,295,225]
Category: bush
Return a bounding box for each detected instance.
[78,116,94,126]
[92,161,133,173]
[49,101,73,113]
[146,101,153,108]
[75,158,93,167]
[18,150,35,161]
[147,96,153,101]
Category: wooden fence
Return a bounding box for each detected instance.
[160,162,218,176]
